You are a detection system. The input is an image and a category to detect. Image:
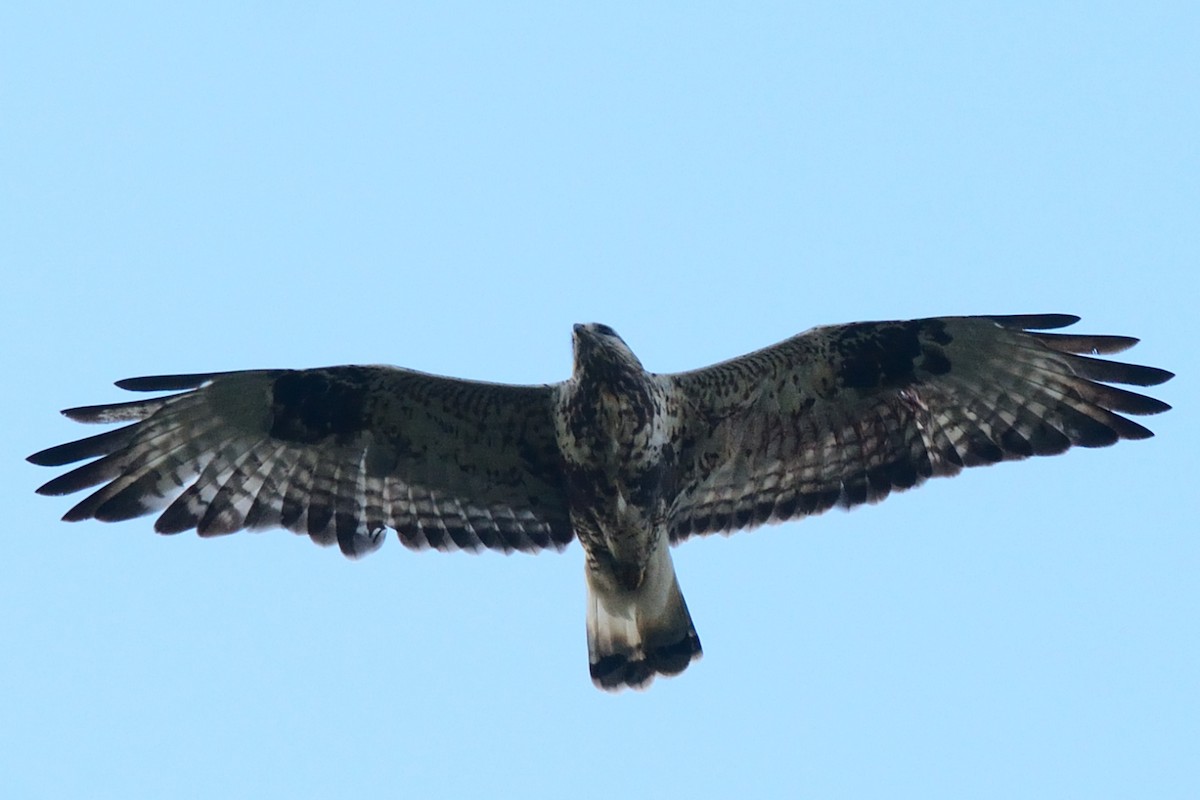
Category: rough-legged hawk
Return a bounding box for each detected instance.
[28,314,1173,690]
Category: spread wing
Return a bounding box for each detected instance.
[663,314,1173,541]
[29,366,572,557]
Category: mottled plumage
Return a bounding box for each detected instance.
[29,314,1173,690]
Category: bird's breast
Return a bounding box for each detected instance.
[555,375,676,582]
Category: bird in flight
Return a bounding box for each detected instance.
[29,314,1172,690]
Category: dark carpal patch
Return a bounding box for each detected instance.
[628,461,667,509]
[837,320,953,389]
[269,367,375,444]
[920,347,952,375]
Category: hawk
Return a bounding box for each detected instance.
[28,314,1173,690]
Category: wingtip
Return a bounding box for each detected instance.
[61,405,104,422]
[989,313,1081,330]
[115,373,219,391]
[61,503,93,522]
[1147,367,1175,387]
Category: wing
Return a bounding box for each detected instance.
[29,366,572,557]
[663,314,1173,541]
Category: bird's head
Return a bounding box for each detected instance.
[571,323,645,379]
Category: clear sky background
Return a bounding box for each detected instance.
[2,4,1196,799]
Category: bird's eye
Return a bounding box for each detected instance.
[593,324,616,337]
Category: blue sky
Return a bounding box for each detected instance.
[2,3,1196,798]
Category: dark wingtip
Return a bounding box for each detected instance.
[115,373,219,391]
[27,426,135,466]
[61,499,97,522]
[1119,420,1157,441]
[27,448,60,467]
[1032,332,1141,355]
[989,313,1081,330]
[92,492,154,523]
[61,406,94,422]
[1109,363,1174,388]
[1142,367,1175,387]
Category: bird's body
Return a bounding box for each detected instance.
[558,324,699,686]
[29,314,1173,690]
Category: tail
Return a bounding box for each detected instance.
[585,546,702,691]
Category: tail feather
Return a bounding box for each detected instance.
[586,547,702,691]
